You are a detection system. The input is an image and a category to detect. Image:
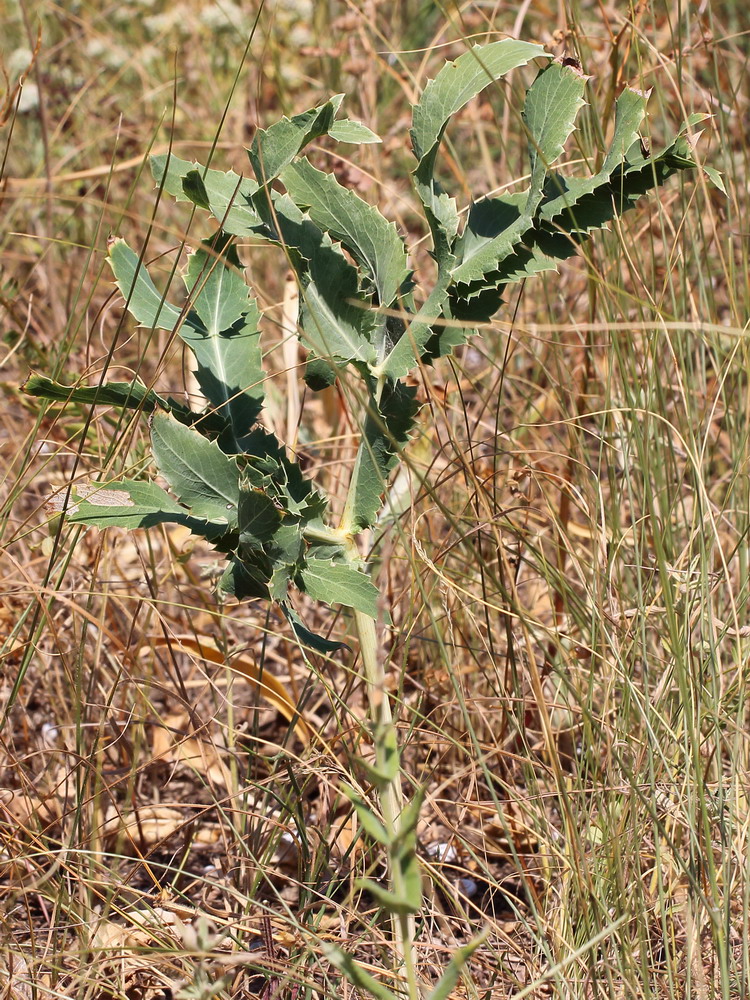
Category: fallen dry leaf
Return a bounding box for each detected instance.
[101,805,185,846]
[0,952,33,1000]
[151,713,234,789]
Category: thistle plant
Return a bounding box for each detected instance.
[26,41,710,1000]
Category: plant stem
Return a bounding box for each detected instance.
[301,523,346,546]
[353,606,420,1000]
[339,375,422,997]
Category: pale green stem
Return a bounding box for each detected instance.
[353,607,420,1000]
[339,374,421,999]
[302,523,347,547]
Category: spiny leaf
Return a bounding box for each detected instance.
[540,85,648,227]
[299,235,378,364]
[540,129,699,238]
[410,39,547,299]
[410,39,548,162]
[301,274,378,364]
[238,484,282,548]
[265,522,305,602]
[24,371,228,434]
[342,380,419,531]
[182,169,210,210]
[254,193,378,365]
[450,60,586,286]
[217,554,271,601]
[281,158,410,306]
[108,237,184,329]
[450,198,574,322]
[150,412,240,523]
[249,95,343,184]
[453,192,524,275]
[50,480,231,541]
[523,59,588,212]
[304,356,337,390]
[181,235,264,451]
[240,426,322,516]
[109,237,264,452]
[377,265,458,377]
[150,153,264,235]
[298,557,380,618]
[23,373,163,412]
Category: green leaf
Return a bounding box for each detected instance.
[449,198,574,323]
[301,273,378,364]
[540,85,648,226]
[280,603,350,654]
[393,849,423,914]
[394,787,424,842]
[182,169,211,210]
[427,928,490,1000]
[702,164,725,194]
[451,210,529,287]
[451,191,524,288]
[150,153,264,235]
[108,237,184,329]
[524,60,588,212]
[304,282,377,365]
[450,59,586,286]
[181,235,264,450]
[358,722,400,787]
[249,95,343,184]
[22,373,163,412]
[410,39,548,163]
[109,237,264,452]
[304,356,337,390]
[151,412,239,522]
[217,554,271,601]
[341,785,391,845]
[357,877,420,916]
[239,426,324,521]
[410,39,547,311]
[253,192,378,365]
[539,136,697,239]
[298,557,380,618]
[61,479,172,526]
[60,480,231,541]
[281,158,410,306]
[238,483,282,548]
[342,380,419,531]
[390,788,424,914]
[377,264,459,376]
[321,943,399,1000]
[265,522,305,601]
[328,119,381,144]
[23,371,231,434]
[450,88,700,323]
